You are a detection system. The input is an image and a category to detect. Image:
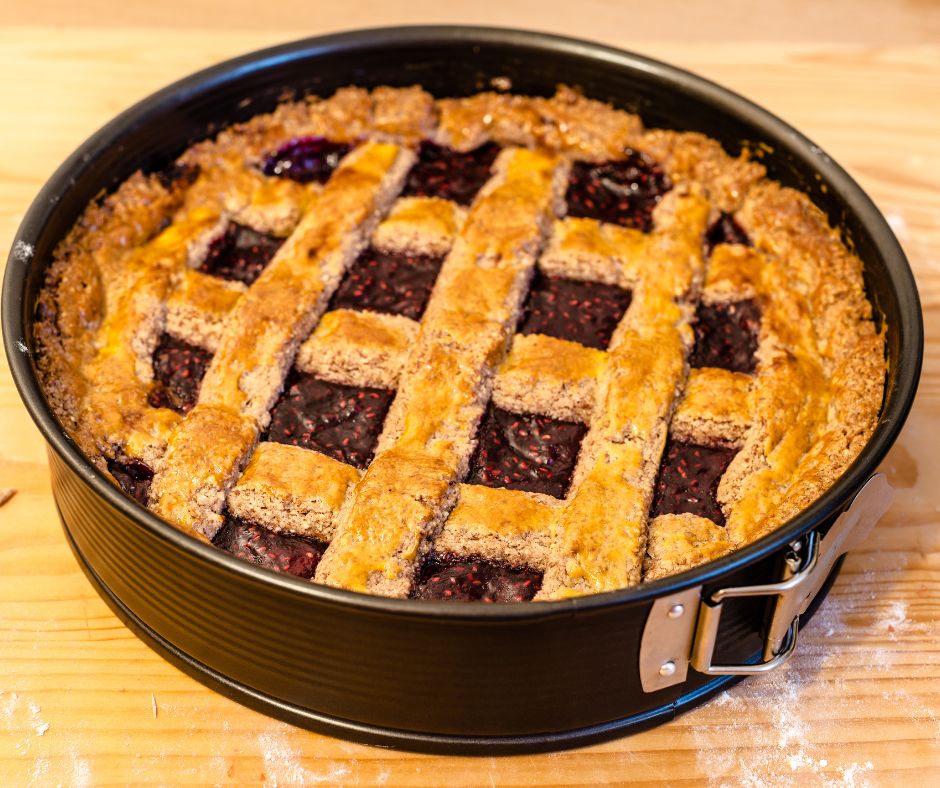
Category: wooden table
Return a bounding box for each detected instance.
[2,4,939,784]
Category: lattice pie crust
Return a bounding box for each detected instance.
[34,85,885,600]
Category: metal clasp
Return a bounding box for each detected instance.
[639,473,894,692]
[689,530,817,675]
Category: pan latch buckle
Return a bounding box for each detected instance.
[639,473,893,692]
[690,530,816,676]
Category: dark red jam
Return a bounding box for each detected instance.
[198,222,283,286]
[213,516,327,579]
[401,141,501,205]
[262,137,351,184]
[689,300,761,375]
[329,246,444,320]
[413,553,542,602]
[265,371,394,469]
[467,405,586,499]
[107,458,154,505]
[147,334,212,414]
[565,152,671,232]
[650,439,738,525]
[518,272,632,350]
[704,212,751,256]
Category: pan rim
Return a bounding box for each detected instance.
[2,25,923,622]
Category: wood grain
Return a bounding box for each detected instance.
[4,0,940,43]
[1,15,939,786]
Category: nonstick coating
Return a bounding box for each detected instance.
[2,27,923,753]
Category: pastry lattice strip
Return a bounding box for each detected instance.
[314,146,565,596]
[148,141,416,538]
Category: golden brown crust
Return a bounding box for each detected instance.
[436,485,557,570]
[643,513,734,582]
[315,447,457,595]
[539,216,647,287]
[371,196,465,257]
[198,142,412,420]
[493,333,607,423]
[148,403,258,539]
[370,86,436,141]
[34,84,885,598]
[435,85,642,158]
[715,181,885,547]
[227,442,360,540]
[639,129,766,213]
[671,367,752,448]
[165,269,245,352]
[317,147,563,594]
[544,442,650,595]
[295,308,418,389]
[149,142,415,532]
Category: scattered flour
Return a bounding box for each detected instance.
[28,701,50,737]
[1,691,21,723]
[837,762,875,786]
[69,746,92,788]
[874,600,923,643]
[11,239,34,264]
[687,571,940,787]
[28,757,50,784]
[257,728,353,786]
[1,692,50,742]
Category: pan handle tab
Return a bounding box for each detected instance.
[639,473,894,692]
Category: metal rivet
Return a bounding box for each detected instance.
[659,661,676,677]
[668,604,685,619]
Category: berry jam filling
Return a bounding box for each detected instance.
[329,246,444,320]
[518,272,632,350]
[704,212,751,256]
[198,222,283,286]
[262,137,351,184]
[212,516,327,579]
[107,458,154,506]
[264,371,394,469]
[147,334,213,414]
[401,141,501,206]
[650,439,738,526]
[689,300,761,375]
[413,553,542,602]
[565,152,671,232]
[467,405,587,499]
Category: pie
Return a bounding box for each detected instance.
[33,84,886,601]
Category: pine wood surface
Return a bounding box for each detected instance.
[1,13,939,786]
